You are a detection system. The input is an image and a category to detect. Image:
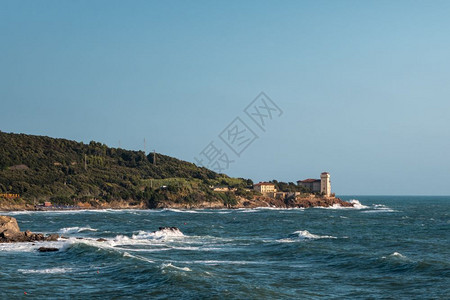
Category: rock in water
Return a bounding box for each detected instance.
[0,216,22,242]
[0,215,59,243]
[0,215,21,235]
[38,247,59,252]
[158,227,180,232]
[46,234,59,241]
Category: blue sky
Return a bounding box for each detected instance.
[1,0,449,195]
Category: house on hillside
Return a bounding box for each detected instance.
[253,182,277,194]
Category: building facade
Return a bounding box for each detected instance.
[297,179,321,193]
[297,172,332,197]
[253,182,277,194]
[320,172,331,197]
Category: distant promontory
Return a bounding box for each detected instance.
[0,131,353,210]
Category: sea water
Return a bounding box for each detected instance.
[0,196,449,299]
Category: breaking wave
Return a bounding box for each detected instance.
[277,230,337,243]
[160,263,192,272]
[0,240,68,253]
[18,267,73,274]
[382,252,408,260]
[362,204,397,213]
[59,226,98,234]
[292,230,337,240]
[132,227,184,240]
[320,199,369,210]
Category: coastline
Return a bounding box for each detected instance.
[0,196,353,211]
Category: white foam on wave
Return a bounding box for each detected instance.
[59,226,98,234]
[70,227,187,251]
[123,252,155,264]
[362,204,397,213]
[319,199,369,210]
[350,200,369,209]
[236,208,259,213]
[382,252,408,260]
[163,209,234,214]
[18,267,72,274]
[164,209,200,214]
[160,263,192,272]
[276,238,296,243]
[233,207,306,214]
[65,236,152,253]
[175,260,265,265]
[261,206,305,210]
[63,228,230,256]
[277,230,337,243]
[132,227,184,240]
[391,252,405,258]
[0,211,32,216]
[293,230,337,240]
[0,240,68,253]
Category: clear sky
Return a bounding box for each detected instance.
[1,0,449,195]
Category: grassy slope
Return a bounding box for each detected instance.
[0,131,251,208]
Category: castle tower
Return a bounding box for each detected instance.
[320,172,331,197]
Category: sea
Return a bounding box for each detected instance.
[0,196,449,299]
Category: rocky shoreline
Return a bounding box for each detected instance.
[0,196,354,211]
[153,196,354,209]
[0,215,59,244]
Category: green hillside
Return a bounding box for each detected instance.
[0,131,253,208]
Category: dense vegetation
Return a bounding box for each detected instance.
[270,180,310,194]
[0,131,253,207]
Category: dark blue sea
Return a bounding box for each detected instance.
[1,196,449,299]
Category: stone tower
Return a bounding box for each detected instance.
[320,172,331,197]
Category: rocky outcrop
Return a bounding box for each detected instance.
[236,196,354,209]
[0,215,59,243]
[285,197,353,208]
[38,247,59,252]
[158,227,180,232]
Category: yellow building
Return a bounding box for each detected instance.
[253,182,277,194]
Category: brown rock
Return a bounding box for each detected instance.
[45,234,59,241]
[0,230,23,242]
[38,247,59,252]
[0,215,60,243]
[0,216,21,235]
[96,238,107,242]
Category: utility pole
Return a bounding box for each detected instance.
[144,138,146,154]
[153,150,156,165]
[84,154,87,171]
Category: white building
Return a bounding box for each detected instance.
[297,172,332,197]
